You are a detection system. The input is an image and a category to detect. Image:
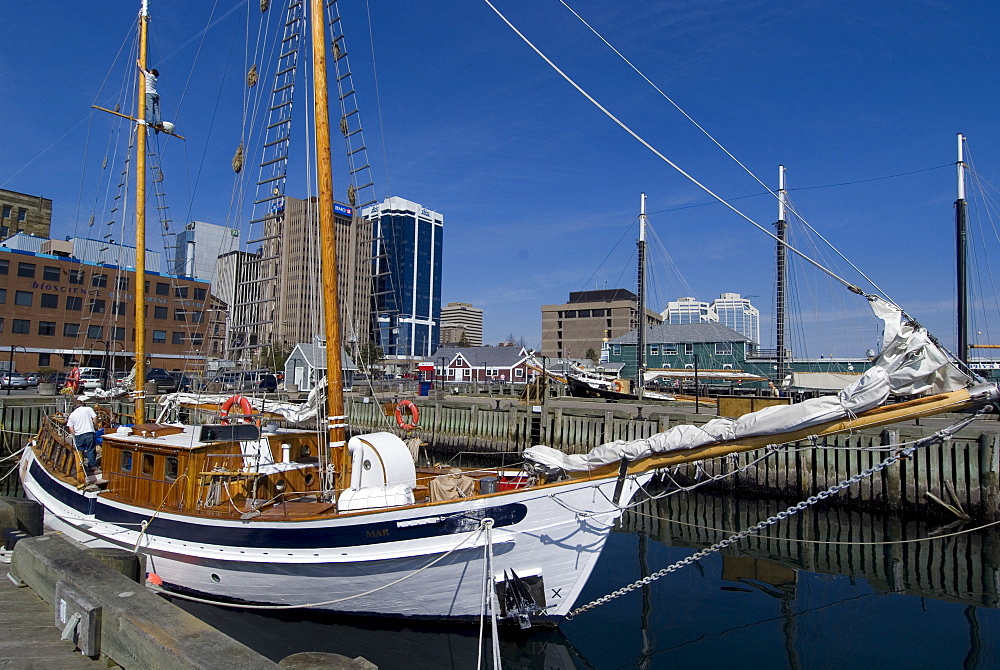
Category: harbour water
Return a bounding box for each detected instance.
[169,482,1000,669]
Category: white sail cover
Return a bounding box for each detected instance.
[525,300,975,472]
[155,378,326,425]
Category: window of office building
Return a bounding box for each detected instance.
[156,282,169,296]
[38,321,56,336]
[40,293,58,309]
[174,286,188,298]
[43,266,60,281]
[66,296,82,311]
[68,270,84,284]
[193,288,206,300]
[14,290,32,306]
[17,208,26,222]
[112,301,127,315]
[112,327,125,341]
[89,299,106,313]
[63,323,80,337]
[172,332,184,344]
[0,288,5,303]
[154,306,167,319]
[115,276,129,290]
[38,353,50,367]
[17,262,35,278]
[174,309,186,322]
[715,342,733,356]
[0,259,7,274]
[87,325,103,339]
[12,319,30,334]
[152,330,166,343]
[91,273,107,288]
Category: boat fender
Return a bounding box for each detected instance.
[220,395,256,425]
[394,399,419,431]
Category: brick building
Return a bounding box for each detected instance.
[0,247,225,374]
[0,189,52,240]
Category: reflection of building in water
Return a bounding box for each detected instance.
[624,488,1000,609]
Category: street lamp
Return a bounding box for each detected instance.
[5,345,25,396]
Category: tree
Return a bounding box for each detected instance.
[585,348,599,363]
[457,333,472,348]
[358,340,385,368]
[256,343,294,371]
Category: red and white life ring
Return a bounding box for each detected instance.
[220,395,255,425]
[394,399,420,431]
[612,380,625,393]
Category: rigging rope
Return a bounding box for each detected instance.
[485,0,885,304]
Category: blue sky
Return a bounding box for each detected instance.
[2,1,999,358]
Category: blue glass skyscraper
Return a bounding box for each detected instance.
[364,197,443,358]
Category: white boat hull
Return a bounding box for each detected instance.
[20,448,648,622]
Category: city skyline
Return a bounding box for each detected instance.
[2,2,999,358]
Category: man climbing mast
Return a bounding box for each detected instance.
[137,60,161,131]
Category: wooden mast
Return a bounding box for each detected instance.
[134,0,150,424]
[309,0,348,486]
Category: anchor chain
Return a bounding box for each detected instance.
[566,441,918,620]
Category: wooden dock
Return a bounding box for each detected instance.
[0,562,104,668]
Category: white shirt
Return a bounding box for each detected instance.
[143,69,158,95]
[66,406,97,435]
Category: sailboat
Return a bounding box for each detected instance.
[19,0,998,630]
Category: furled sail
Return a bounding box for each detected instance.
[525,299,979,472]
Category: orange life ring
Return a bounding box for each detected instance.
[612,380,624,393]
[220,394,255,425]
[394,400,419,431]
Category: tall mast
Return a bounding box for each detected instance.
[956,133,968,365]
[310,0,347,482]
[775,165,788,385]
[134,0,150,424]
[635,193,647,397]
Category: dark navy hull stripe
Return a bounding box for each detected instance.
[29,460,527,549]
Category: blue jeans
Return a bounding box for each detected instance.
[145,92,161,128]
[75,432,98,469]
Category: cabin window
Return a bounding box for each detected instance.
[121,450,133,473]
[165,457,179,482]
[141,453,155,477]
[715,343,733,356]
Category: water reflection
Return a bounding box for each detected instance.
[173,485,1000,668]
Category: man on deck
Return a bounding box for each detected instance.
[66,396,99,471]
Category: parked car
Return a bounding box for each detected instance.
[0,374,29,389]
[78,372,104,390]
[257,374,277,392]
[23,373,40,387]
[145,368,179,393]
[169,371,195,392]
